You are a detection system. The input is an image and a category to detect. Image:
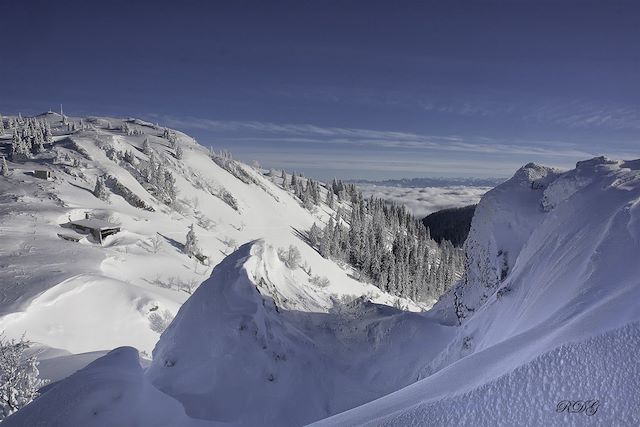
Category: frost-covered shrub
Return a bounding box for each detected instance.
[149,309,173,334]
[123,150,137,164]
[277,245,302,270]
[149,234,163,253]
[310,275,330,288]
[105,175,155,211]
[218,188,239,211]
[301,261,312,276]
[223,237,238,253]
[175,145,184,160]
[0,335,48,420]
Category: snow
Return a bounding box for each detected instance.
[147,240,453,426]
[68,218,120,230]
[2,114,639,425]
[318,323,640,426]
[0,114,422,358]
[3,347,212,427]
[314,157,640,425]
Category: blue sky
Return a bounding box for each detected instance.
[1,0,638,179]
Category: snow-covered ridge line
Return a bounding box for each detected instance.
[321,156,640,425]
[0,112,436,358]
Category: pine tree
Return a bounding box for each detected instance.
[43,121,52,142]
[184,224,200,258]
[308,223,322,247]
[325,185,335,209]
[93,176,109,201]
[163,170,177,203]
[175,145,184,160]
[31,130,44,154]
[0,157,8,176]
[11,130,28,159]
[330,220,342,257]
[143,138,152,155]
[320,217,334,258]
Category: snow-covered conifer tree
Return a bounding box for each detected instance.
[142,138,152,155]
[93,176,109,201]
[163,170,177,203]
[184,224,200,258]
[320,217,334,258]
[1,157,9,176]
[11,130,28,159]
[175,145,184,160]
[43,121,52,142]
[325,185,334,209]
[308,223,321,247]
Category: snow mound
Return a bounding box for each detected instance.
[147,240,454,426]
[148,240,323,425]
[0,274,178,354]
[4,347,211,427]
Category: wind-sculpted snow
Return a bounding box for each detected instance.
[3,347,211,427]
[319,157,640,425]
[455,162,562,319]
[4,240,453,426]
[318,323,640,426]
[147,240,454,426]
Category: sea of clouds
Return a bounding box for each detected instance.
[357,184,493,218]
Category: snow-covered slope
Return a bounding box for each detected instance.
[3,113,639,426]
[0,113,422,356]
[316,157,640,425]
[3,347,212,427]
[7,239,454,426]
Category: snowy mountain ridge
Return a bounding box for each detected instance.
[0,112,441,357]
[319,156,640,425]
[1,112,639,425]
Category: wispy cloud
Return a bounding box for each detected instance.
[154,115,595,158]
[525,99,640,131]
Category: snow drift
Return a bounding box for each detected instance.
[3,347,211,427]
[7,240,454,426]
[317,157,640,425]
[148,240,453,426]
